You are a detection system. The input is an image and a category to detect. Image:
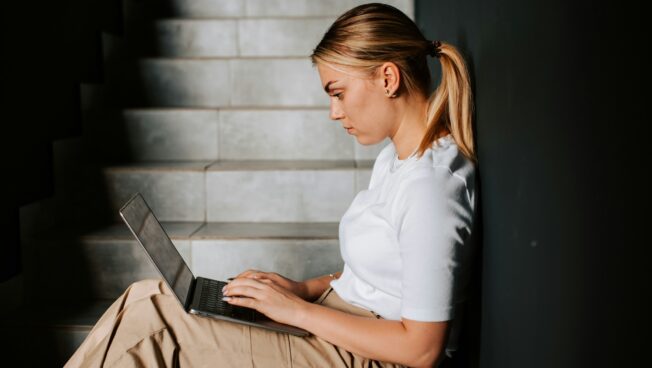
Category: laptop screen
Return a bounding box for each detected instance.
[119,193,195,307]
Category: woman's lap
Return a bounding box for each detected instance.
[65,279,404,368]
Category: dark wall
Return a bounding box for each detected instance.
[416,0,648,367]
[0,0,122,281]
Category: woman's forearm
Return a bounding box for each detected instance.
[301,272,341,301]
[293,302,445,367]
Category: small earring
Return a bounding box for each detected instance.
[386,89,397,98]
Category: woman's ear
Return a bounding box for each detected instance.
[380,62,401,98]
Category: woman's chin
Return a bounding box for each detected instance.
[355,135,383,146]
[354,136,368,145]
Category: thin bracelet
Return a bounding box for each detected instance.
[329,273,337,280]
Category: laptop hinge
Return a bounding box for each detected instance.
[184,277,197,310]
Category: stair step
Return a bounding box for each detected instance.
[180,222,342,287]
[104,160,374,222]
[149,0,414,18]
[147,19,239,58]
[86,108,387,161]
[218,108,368,160]
[130,17,335,58]
[31,222,342,299]
[104,161,211,222]
[115,58,326,108]
[238,17,335,57]
[0,301,112,366]
[120,109,220,161]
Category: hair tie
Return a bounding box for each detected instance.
[429,40,442,58]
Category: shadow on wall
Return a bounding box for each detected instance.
[417,8,485,365]
[439,37,484,368]
[0,0,179,365]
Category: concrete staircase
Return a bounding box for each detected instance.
[4,0,414,365]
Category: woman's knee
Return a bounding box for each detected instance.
[123,279,168,304]
[130,278,164,290]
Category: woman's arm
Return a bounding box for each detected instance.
[224,278,447,367]
[300,272,341,301]
[295,303,448,368]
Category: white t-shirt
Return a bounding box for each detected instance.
[330,134,477,353]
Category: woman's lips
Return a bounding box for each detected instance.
[344,127,354,133]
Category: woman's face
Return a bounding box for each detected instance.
[316,63,397,145]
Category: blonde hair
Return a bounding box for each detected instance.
[310,3,476,162]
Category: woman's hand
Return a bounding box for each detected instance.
[222,277,309,326]
[230,269,309,300]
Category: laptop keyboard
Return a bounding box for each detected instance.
[198,278,261,322]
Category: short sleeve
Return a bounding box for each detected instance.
[395,168,474,322]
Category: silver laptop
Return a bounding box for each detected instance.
[119,192,310,337]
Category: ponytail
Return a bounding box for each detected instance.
[310,4,475,162]
[417,42,476,162]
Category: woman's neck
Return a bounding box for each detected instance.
[390,95,445,160]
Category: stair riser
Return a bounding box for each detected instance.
[125,59,325,108]
[239,18,335,56]
[206,170,357,222]
[99,109,387,161]
[159,0,414,18]
[104,169,206,222]
[191,239,342,282]
[231,59,325,106]
[140,18,335,58]
[80,239,340,299]
[123,110,219,161]
[105,168,372,222]
[132,59,231,107]
[151,20,239,58]
[81,239,186,299]
[219,110,353,160]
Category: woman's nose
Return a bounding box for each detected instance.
[329,103,344,120]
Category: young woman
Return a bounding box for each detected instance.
[65,3,477,368]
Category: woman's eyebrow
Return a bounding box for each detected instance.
[324,80,340,94]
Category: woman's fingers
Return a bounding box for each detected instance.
[223,284,266,300]
[224,295,259,310]
[223,273,306,325]
[222,278,280,312]
[223,277,271,297]
[233,269,262,279]
[223,277,288,300]
[232,269,281,282]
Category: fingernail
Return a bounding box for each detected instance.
[221,286,226,293]
[222,296,231,301]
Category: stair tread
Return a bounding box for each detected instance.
[82,221,340,241]
[133,0,414,19]
[192,222,339,239]
[151,15,337,21]
[136,55,322,61]
[104,159,374,172]
[82,221,204,240]
[104,161,214,171]
[121,106,330,111]
[207,160,367,171]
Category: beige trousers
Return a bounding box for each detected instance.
[64,279,406,368]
